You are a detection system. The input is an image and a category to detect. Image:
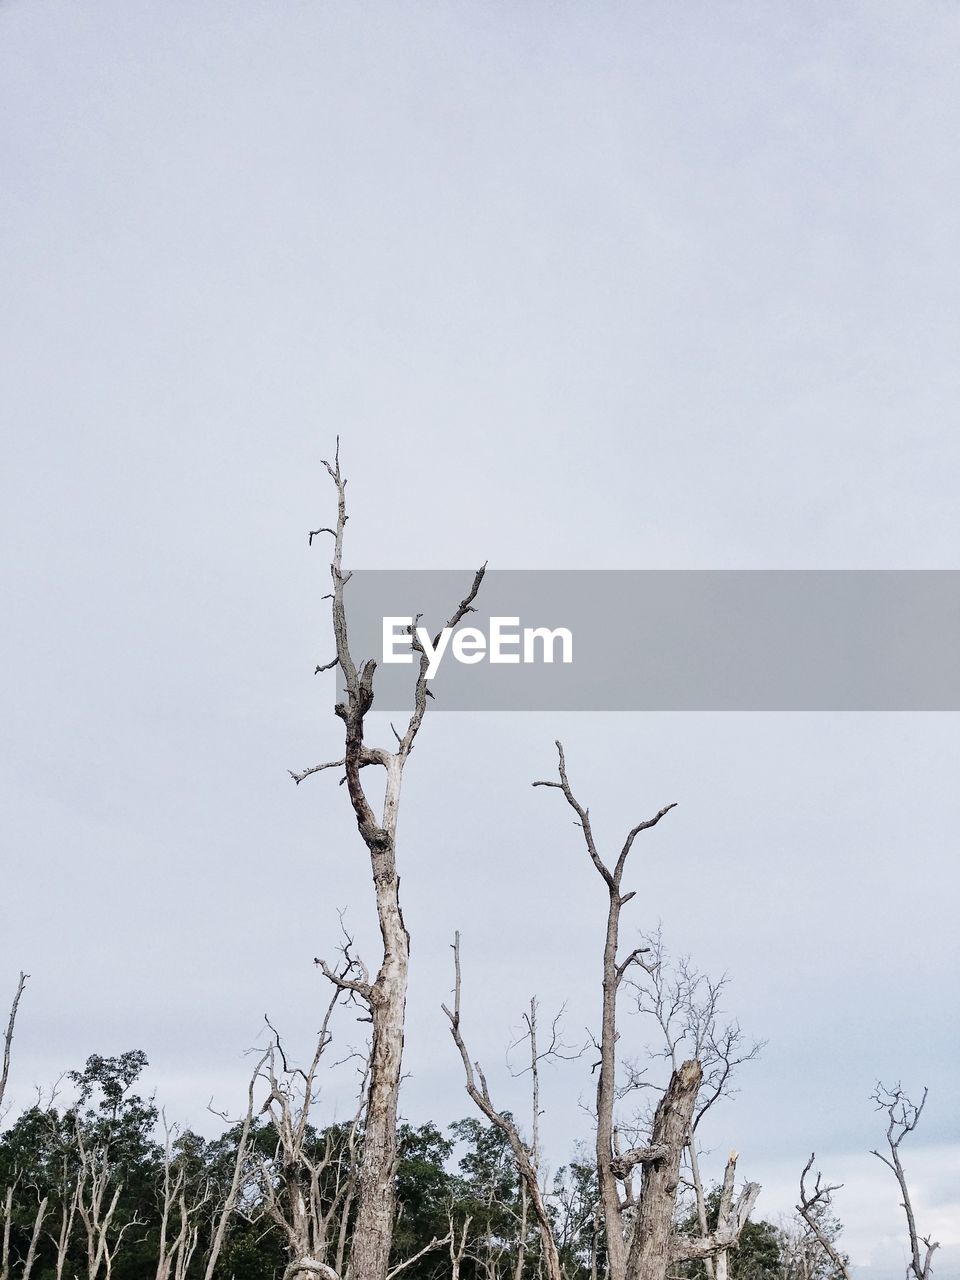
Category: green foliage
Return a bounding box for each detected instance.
[393,1121,455,1268]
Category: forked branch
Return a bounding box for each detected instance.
[870,1083,938,1280]
[797,1154,853,1280]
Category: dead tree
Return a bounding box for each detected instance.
[291,443,484,1280]
[443,934,563,1280]
[631,933,762,1279]
[667,1146,759,1276]
[624,1060,698,1279]
[534,742,673,1279]
[534,743,758,1280]
[256,989,369,1280]
[0,975,41,1280]
[506,996,582,1280]
[796,1156,852,1280]
[202,1049,272,1280]
[870,1083,938,1280]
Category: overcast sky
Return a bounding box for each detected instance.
[2,3,958,1276]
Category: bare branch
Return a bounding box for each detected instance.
[282,1259,340,1280]
[0,972,28,1114]
[386,1232,454,1279]
[289,759,345,785]
[442,934,562,1280]
[797,1153,853,1280]
[399,563,486,756]
[608,1145,670,1178]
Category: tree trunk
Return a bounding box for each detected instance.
[349,831,408,1280]
[626,1059,702,1280]
[597,888,628,1280]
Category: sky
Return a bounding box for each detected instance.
[1,2,958,1275]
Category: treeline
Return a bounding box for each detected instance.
[0,1045,836,1280]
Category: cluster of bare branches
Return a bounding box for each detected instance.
[793,1081,939,1280]
[624,929,764,1278]
[255,992,366,1280]
[795,1156,851,1280]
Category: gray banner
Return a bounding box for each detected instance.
[331,571,960,711]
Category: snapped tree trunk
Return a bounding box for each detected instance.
[626,1059,702,1280]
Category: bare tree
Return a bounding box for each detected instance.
[667,1146,759,1271]
[202,1048,272,1280]
[534,742,759,1280]
[291,442,484,1280]
[443,933,563,1280]
[507,996,584,1280]
[256,991,367,1280]
[630,933,762,1279]
[870,1083,938,1280]
[155,1115,210,1280]
[533,741,672,1279]
[795,1156,852,1280]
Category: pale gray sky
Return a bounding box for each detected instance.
[2,3,958,1275]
